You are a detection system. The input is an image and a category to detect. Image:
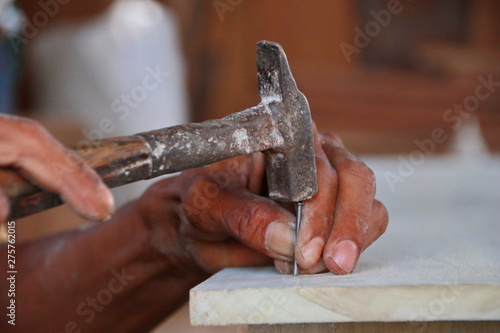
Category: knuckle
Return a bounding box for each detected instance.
[180,198,214,235]
[361,165,376,186]
[229,199,263,239]
[190,174,214,191]
[18,119,64,161]
[184,175,215,205]
[343,159,376,187]
[343,210,369,239]
[181,175,224,226]
[232,208,253,239]
[321,131,343,146]
[0,116,51,145]
[20,118,51,141]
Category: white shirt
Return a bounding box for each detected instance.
[27,0,189,205]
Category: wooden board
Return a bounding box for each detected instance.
[190,155,500,326]
[248,322,500,333]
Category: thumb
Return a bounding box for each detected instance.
[179,176,297,262]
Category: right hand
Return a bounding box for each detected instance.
[135,127,388,275]
[0,115,115,223]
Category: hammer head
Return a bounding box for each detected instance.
[257,41,318,202]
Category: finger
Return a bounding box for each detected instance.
[138,177,276,273]
[363,200,389,250]
[0,116,114,221]
[274,260,292,274]
[295,132,338,272]
[187,239,272,274]
[321,132,377,275]
[178,175,297,262]
[275,258,327,275]
[178,153,267,195]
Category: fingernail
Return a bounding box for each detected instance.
[331,240,358,273]
[265,222,295,258]
[301,237,324,268]
[274,260,293,274]
[98,183,115,219]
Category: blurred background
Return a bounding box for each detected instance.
[0,0,499,332]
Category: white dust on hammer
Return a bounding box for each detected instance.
[232,128,250,153]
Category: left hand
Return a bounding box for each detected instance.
[135,127,388,275]
[0,115,115,223]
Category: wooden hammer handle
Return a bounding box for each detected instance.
[0,136,153,220]
[0,103,281,220]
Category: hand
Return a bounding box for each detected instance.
[137,126,388,275]
[0,115,115,223]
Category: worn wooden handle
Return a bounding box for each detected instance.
[0,104,283,220]
[0,136,153,220]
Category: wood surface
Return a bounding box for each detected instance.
[190,156,500,326]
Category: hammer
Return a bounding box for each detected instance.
[1,41,318,272]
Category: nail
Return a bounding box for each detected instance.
[301,236,324,268]
[98,183,115,220]
[265,222,295,258]
[331,240,358,273]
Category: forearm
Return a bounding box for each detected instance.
[0,201,206,332]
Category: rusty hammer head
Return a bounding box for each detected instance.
[256,41,318,202]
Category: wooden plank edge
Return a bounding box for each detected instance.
[190,285,500,326]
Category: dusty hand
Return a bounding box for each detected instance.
[0,115,114,223]
[138,128,388,275]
